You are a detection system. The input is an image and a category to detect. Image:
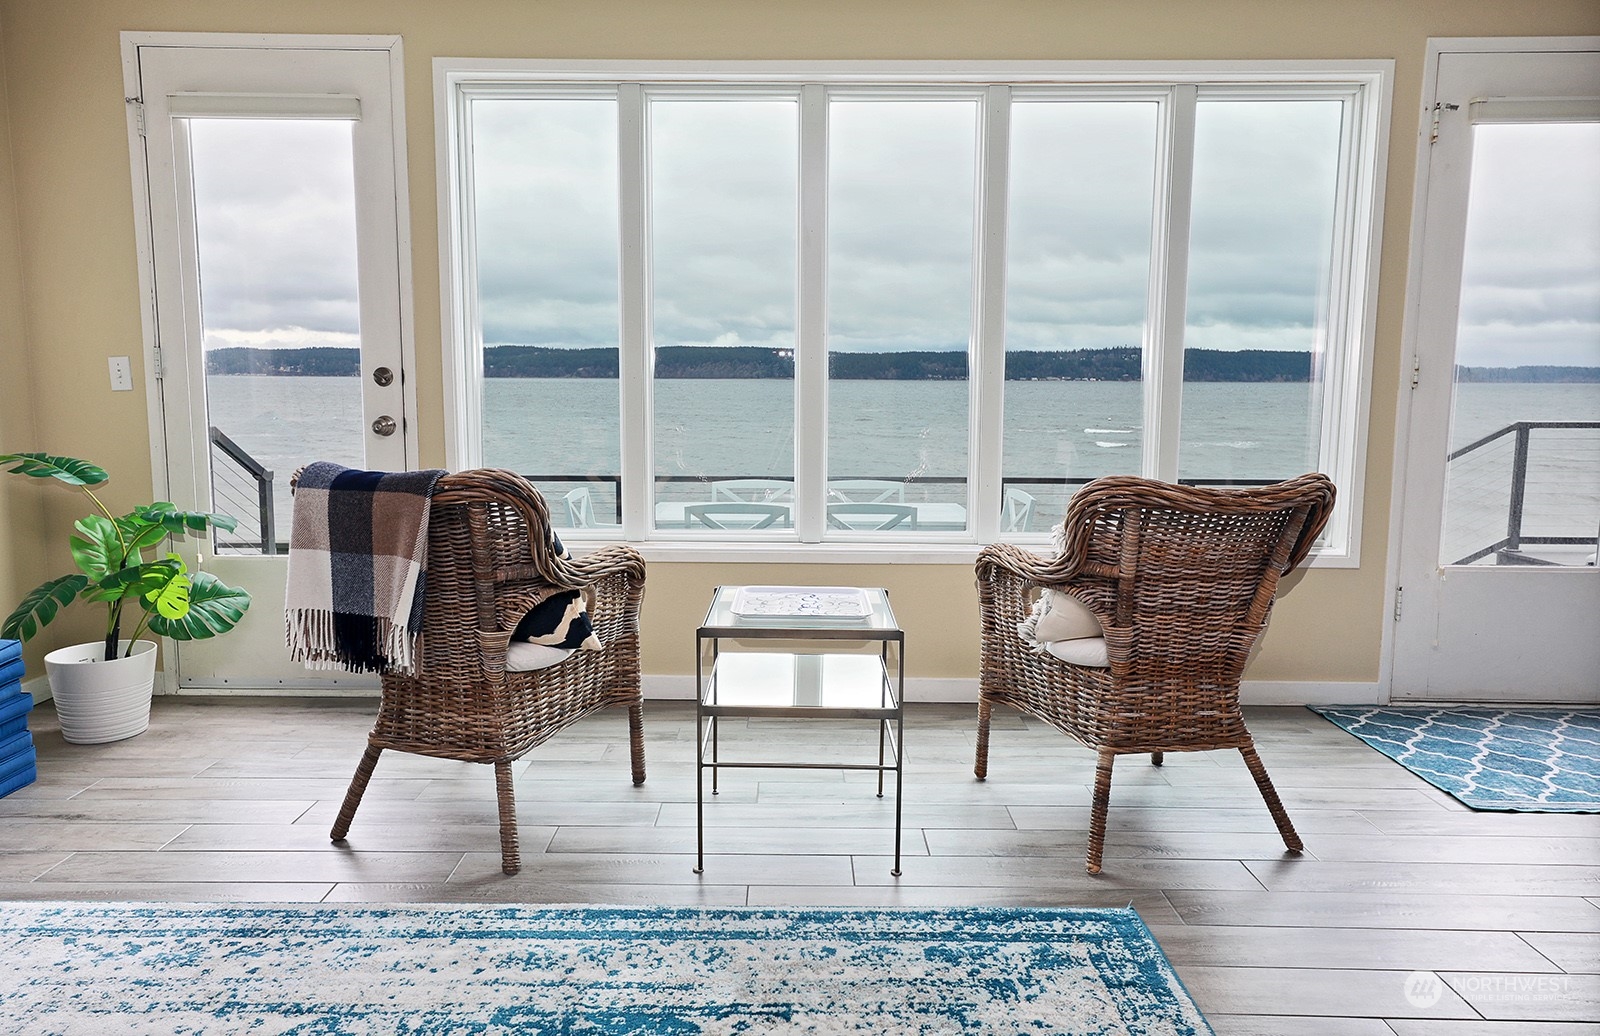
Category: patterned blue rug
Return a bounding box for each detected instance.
[1311,706,1600,812]
[0,903,1211,1034]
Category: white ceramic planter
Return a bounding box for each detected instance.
[43,640,157,744]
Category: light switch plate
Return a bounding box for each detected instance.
[108,356,133,391]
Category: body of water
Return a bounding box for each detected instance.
[206,376,1599,561]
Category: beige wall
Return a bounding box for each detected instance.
[0,1,1595,687]
[0,13,52,677]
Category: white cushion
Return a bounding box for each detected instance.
[1043,637,1110,668]
[1033,589,1103,643]
[506,642,575,672]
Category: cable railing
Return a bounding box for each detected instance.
[1444,420,1600,566]
[209,426,277,555]
[201,425,1313,552]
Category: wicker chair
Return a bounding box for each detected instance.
[974,473,1335,873]
[326,468,647,875]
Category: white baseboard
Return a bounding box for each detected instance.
[22,674,50,705]
[643,674,1382,707]
[1240,681,1383,706]
[24,672,1379,708]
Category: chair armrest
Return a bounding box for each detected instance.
[491,544,645,639]
[977,542,1118,631]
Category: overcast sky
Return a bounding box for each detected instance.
[187,98,1599,368]
[1456,121,1600,368]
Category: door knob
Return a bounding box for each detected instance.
[372,366,395,387]
[372,415,397,436]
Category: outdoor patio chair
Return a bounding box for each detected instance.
[709,479,794,504]
[1002,486,1036,533]
[683,501,793,529]
[564,485,618,529]
[324,468,646,875]
[974,473,1335,872]
[828,479,906,504]
[825,502,918,530]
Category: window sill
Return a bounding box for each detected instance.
[575,538,987,565]
[561,537,1358,568]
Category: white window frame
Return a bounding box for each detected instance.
[435,59,1391,566]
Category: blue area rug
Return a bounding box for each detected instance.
[1311,705,1600,812]
[0,903,1211,1034]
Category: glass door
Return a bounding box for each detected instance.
[131,41,413,688]
[1392,43,1600,701]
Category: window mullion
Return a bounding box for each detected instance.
[446,85,484,469]
[795,84,828,542]
[971,84,1010,541]
[1145,84,1196,483]
[617,83,651,539]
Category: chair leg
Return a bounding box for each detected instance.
[1150,751,1164,767]
[1086,749,1116,874]
[330,745,382,842]
[974,699,993,780]
[495,760,521,876]
[1240,745,1303,854]
[628,699,647,786]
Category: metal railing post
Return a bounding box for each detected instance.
[258,469,277,555]
[208,426,277,555]
[1506,422,1531,555]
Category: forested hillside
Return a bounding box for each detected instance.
[206,346,1597,382]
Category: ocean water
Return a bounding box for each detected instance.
[205,376,1599,561]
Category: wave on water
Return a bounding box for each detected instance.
[1084,428,1135,434]
[1094,441,1132,448]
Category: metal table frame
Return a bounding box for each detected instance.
[693,586,905,876]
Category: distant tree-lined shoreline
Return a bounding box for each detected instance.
[204,345,1600,383]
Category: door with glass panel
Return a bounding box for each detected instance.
[1392,43,1600,701]
[130,41,412,688]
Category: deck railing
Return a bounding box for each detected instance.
[1445,420,1600,566]
[203,425,1336,552]
[208,426,277,555]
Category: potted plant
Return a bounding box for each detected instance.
[0,453,252,743]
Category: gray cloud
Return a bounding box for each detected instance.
[189,94,1595,371]
[188,119,361,337]
[1456,122,1600,366]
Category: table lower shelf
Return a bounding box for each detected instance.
[694,651,905,876]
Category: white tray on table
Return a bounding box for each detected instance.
[730,586,872,622]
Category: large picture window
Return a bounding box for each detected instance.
[440,64,1388,561]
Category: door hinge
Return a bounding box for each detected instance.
[151,346,164,380]
[126,97,146,137]
[1428,102,1460,146]
[1393,586,1403,622]
[1410,355,1421,389]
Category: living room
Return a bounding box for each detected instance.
[0,1,1596,1032]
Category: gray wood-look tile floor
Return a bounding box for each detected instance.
[3,697,1596,1034]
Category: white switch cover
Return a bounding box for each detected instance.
[108,356,134,391]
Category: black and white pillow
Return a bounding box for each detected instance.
[511,533,602,651]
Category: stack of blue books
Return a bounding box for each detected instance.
[0,638,36,798]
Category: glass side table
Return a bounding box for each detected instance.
[694,585,905,876]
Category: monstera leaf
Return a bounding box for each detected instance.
[70,513,125,581]
[0,453,108,487]
[82,557,184,604]
[2,574,90,641]
[145,571,251,641]
[129,503,238,537]
[142,555,192,620]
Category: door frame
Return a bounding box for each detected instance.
[1383,35,1600,701]
[121,32,418,693]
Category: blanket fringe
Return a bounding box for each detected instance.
[285,609,418,675]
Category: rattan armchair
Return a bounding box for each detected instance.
[327,468,647,875]
[975,473,1335,873]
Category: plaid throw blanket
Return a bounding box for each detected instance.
[285,462,447,674]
